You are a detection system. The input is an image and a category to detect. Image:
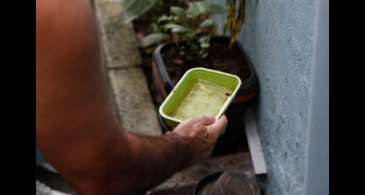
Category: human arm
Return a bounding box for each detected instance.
[36,0,227,194]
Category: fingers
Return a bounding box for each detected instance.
[207,115,228,138]
[182,116,216,127]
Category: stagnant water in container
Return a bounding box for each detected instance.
[172,79,233,121]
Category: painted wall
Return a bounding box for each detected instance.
[304,0,329,194]
[211,0,320,195]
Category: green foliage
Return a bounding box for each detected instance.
[142,33,169,47]
[198,36,210,49]
[187,1,225,18]
[141,1,224,59]
[171,6,187,22]
[164,23,189,33]
[113,0,227,59]
[199,18,214,28]
[157,15,174,24]
[114,0,246,50]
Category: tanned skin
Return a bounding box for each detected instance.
[36,0,227,194]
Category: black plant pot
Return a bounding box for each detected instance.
[152,35,259,105]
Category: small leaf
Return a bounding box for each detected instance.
[171,6,188,22]
[164,23,188,33]
[150,23,160,33]
[171,6,185,15]
[199,36,211,44]
[199,36,211,48]
[201,52,208,58]
[171,6,187,20]
[200,42,210,48]
[173,16,179,22]
[142,33,169,47]
[187,2,225,18]
[157,15,174,24]
[183,29,197,39]
[187,2,200,18]
[171,28,185,33]
[200,18,214,28]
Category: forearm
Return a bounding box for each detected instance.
[36,0,193,193]
[47,129,191,195]
[124,133,191,191]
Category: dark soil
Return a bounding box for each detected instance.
[161,40,252,85]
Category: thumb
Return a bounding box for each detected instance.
[207,115,228,139]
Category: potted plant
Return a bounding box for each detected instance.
[128,0,259,106]
[146,1,258,124]
[116,1,258,101]
[117,0,258,155]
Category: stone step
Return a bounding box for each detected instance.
[95,0,161,136]
[108,68,161,135]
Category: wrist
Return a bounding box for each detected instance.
[164,132,192,170]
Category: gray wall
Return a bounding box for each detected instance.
[304,0,329,194]
[211,0,324,195]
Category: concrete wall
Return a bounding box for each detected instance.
[211,0,320,195]
[304,0,329,194]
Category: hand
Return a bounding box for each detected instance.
[170,115,228,165]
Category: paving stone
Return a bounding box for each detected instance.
[148,152,253,195]
[108,68,161,136]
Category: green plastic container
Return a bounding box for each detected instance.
[159,67,242,128]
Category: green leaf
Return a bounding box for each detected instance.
[201,52,208,58]
[118,0,159,23]
[142,33,169,47]
[200,18,214,28]
[171,6,188,22]
[200,42,210,48]
[187,2,201,18]
[158,15,168,22]
[191,43,199,51]
[183,29,197,39]
[150,23,160,33]
[164,23,188,33]
[171,6,186,17]
[179,51,186,56]
[199,36,211,48]
[157,15,173,24]
[187,2,225,18]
